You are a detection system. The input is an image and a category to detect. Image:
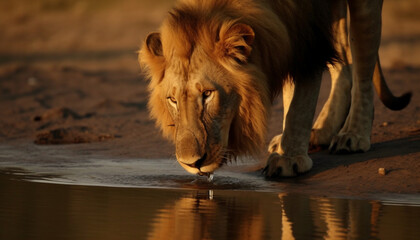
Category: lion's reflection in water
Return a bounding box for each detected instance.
[1,173,419,240]
[148,191,416,240]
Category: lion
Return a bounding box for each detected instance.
[139,0,411,177]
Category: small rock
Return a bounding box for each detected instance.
[378,168,387,176]
[34,126,114,144]
[33,107,94,122]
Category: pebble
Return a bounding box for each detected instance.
[378,168,387,176]
[380,122,389,127]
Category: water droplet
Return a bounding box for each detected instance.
[207,173,214,182]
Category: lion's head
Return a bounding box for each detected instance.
[139,3,271,175]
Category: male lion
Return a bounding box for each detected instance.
[139,0,410,177]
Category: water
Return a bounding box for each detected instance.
[1,169,419,240]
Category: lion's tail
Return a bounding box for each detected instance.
[373,55,412,111]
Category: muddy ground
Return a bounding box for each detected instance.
[0,0,419,197]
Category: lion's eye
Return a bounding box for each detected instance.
[168,96,177,103]
[203,90,214,100]
[203,90,212,97]
[167,96,178,109]
[202,90,215,106]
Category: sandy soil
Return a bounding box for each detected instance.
[0,0,419,197]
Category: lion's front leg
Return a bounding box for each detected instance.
[264,73,322,177]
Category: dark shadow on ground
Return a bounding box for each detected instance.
[306,134,420,177]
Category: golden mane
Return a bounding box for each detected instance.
[139,0,335,157]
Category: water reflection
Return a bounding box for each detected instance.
[0,171,419,240]
[147,192,366,240]
[148,192,420,240]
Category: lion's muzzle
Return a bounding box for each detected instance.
[175,124,211,174]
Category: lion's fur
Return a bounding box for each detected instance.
[139,0,336,158]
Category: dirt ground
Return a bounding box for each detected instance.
[0,0,419,197]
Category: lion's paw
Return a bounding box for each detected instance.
[268,134,282,153]
[329,132,370,154]
[263,153,313,178]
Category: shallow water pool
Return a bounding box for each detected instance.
[1,168,419,240]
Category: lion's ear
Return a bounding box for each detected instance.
[139,32,165,85]
[145,32,163,57]
[217,23,255,64]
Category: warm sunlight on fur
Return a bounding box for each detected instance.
[139,0,409,176]
[139,0,335,175]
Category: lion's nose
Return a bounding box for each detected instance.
[185,153,207,169]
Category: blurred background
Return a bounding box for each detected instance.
[0,0,175,71]
[0,0,419,70]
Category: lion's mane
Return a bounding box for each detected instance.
[139,0,336,157]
